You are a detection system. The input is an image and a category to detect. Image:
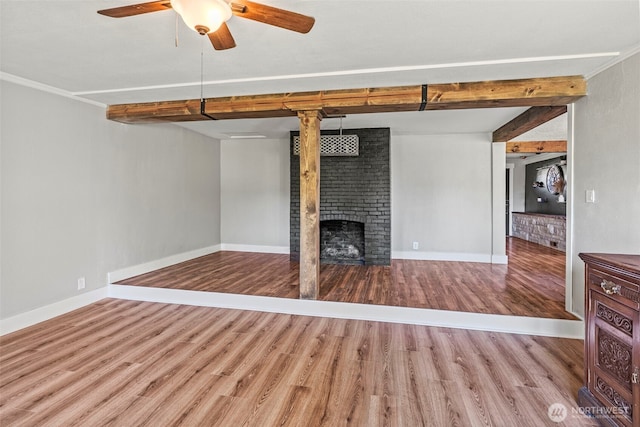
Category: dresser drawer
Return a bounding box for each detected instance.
[589,268,640,310]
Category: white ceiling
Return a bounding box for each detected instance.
[1,0,639,140]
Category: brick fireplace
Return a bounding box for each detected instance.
[289,128,391,266]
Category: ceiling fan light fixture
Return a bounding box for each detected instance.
[170,0,232,34]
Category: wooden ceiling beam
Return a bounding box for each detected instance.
[506,140,567,154]
[106,76,586,124]
[492,105,567,142]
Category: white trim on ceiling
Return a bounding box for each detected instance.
[0,72,106,108]
[71,52,619,97]
[5,50,632,103]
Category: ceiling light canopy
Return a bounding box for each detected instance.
[170,0,232,35]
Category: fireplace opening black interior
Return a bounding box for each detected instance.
[320,220,365,265]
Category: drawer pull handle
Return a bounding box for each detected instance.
[601,280,621,295]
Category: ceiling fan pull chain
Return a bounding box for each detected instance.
[175,12,179,47]
[200,41,205,100]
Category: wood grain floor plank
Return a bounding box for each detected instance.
[391,350,429,426]
[17,360,143,426]
[425,379,471,427]
[267,385,313,426]
[0,300,597,426]
[159,377,234,427]
[368,394,399,427]
[450,347,497,425]
[129,370,229,427]
[0,302,174,407]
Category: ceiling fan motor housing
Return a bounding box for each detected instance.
[171,0,232,34]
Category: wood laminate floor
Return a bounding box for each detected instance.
[117,237,576,320]
[0,299,596,426]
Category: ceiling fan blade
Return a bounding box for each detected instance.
[208,23,237,50]
[97,0,172,18]
[229,1,315,34]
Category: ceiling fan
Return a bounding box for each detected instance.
[97,0,315,50]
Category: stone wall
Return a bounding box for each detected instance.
[290,128,391,265]
[512,212,566,251]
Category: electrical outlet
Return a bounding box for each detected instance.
[77,277,85,290]
[412,241,419,250]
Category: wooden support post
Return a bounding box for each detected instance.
[297,110,322,300]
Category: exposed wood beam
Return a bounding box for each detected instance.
[106,76,586,124]
[492,105,567,142]
[298,110,322,300]
[506,140,567,154]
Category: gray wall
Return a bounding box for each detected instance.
[220,138,290,247]
[1,81,221,319]
[571,52,640,316]
[392,133,493,256]
[219,132,499,261]
[509,160,526,215]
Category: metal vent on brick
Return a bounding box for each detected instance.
[293,134,359,156]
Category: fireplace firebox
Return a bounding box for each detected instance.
[320,220,365,265]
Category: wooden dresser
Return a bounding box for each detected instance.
[579,253,640,427]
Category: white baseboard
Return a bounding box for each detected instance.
[393,251,509,265]
[220,244,290,254]
[109,285,584,339]
[491,254,509,264]
[108,244,290,285]
[108,244,222,283]
[393,251,490,263]
[0,288,108,336]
